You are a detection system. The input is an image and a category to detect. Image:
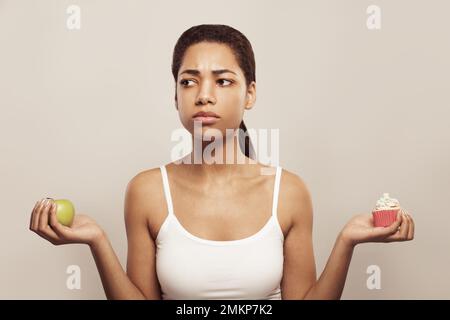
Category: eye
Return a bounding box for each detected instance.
[217,79,233,86]
[179,79,196,87]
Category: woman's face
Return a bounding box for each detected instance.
[175,42,256,139]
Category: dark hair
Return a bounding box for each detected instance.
[171,24,256,160]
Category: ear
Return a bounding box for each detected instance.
[245,81,256,110]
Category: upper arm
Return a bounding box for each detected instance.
[280,171,317,299]
[124,171,162,299]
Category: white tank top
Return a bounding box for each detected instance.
[155,165,285,300]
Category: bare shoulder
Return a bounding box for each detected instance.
[279,168,310,198]
[125,167,167,238]
[278,168,314,232]
[127,167,163,196]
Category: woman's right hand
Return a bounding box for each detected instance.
[29,198,105,247]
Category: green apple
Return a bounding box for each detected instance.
[54,199,75,227]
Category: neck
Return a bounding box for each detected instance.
[180,130,257,180]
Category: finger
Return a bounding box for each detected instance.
[387,210,408,241]
[406,212,415,240]
[31,198,46,230]
[38,199,53,231]
[31,198,47,231]
[410,214,415,240]
[29,200,40,230]
[399,211,410,240]
[36,223,62,245]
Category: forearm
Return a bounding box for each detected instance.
[304,233,355,300]
[89,233,146,300]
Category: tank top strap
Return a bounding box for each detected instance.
[159,165,174,216]
[271,166,282,218]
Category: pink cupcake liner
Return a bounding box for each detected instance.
[372,209,399,227]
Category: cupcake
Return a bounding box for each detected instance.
[372,193,400,227]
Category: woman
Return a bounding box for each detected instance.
[29,24,414,300]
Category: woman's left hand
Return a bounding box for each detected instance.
[340,209,415,247]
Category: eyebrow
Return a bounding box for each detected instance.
[179,69,237,76]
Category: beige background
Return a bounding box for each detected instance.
[1,0,449,299]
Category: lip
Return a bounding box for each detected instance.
[192,116,220,125]
[192,111,220,118]
[192,111,220,125]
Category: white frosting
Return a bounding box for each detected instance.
[375,193,400,210]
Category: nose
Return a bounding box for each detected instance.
[195,80,216,106]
